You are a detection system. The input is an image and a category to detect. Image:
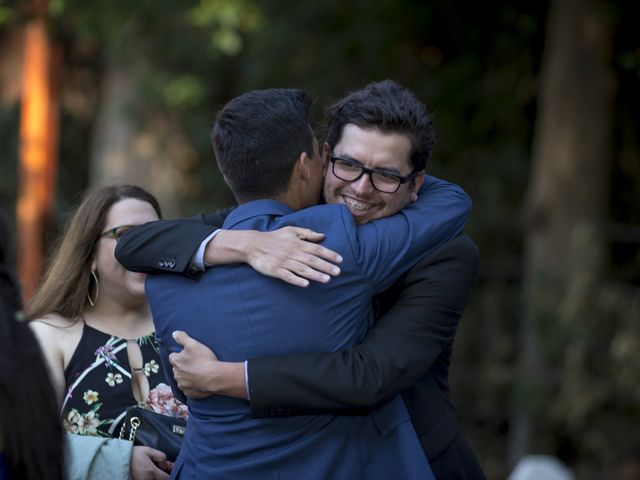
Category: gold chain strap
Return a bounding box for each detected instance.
[119,416,141,442]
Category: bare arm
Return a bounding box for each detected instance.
[29,318,70,400]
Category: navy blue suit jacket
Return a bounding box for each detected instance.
[146,177,470,479]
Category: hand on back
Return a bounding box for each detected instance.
[208,227,343,287]
[170,330,247,400]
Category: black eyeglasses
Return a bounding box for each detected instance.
[99,225,136,242]
[329,154,417,193]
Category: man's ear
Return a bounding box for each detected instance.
[411,172,426,202]
[297,152,312,181]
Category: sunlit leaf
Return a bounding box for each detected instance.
[162,75,206,108]
[211,28,242,55]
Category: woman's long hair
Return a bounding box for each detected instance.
[0,211,64,479]
[26,185,161,321]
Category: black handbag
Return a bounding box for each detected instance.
[118,405,187,462]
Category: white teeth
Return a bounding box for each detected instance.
[344,197,371,212]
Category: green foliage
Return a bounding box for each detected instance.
[158,74,206,109]
[48,0,65,18]
[0,6,12,25]
[187,0,263,55]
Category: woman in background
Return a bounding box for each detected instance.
[0,209,65,480]
[28,185,187,480]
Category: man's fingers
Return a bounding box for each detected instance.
[281,251,341,278]
[172,330,200,349]
[278,269,310,288]
[300,242,343,264]
[287,227,325,242]
[152,469,169,480]
[291,261,337,283]
[276,261,337,287]
[168,352,178,367]
[172,331,220,364]
[296,252,341,276]
[285,228,344,265]
[145,447,168,465]
[301,240,342,263]
[172,330,188,346]
[271,251,345,286]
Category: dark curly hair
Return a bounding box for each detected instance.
[325,80,435,172]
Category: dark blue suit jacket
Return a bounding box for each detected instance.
[145,177,470,479]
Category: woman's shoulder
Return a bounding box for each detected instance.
[30,313,79,331]
[29,313,83,346]
[29,314,84,396]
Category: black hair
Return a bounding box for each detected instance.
[0,210,65,480]
[325,80,435,172]
[212,88,314,203]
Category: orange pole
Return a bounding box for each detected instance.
[17,11,58,303]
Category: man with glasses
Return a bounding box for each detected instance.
[117,80,485,478]
[330,154,418,193]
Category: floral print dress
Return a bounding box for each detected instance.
[60,321,188,438]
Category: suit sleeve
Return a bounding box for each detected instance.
[65,433,132,480]
[356,176,471,292]
[115,211,229,274]
[247,234,480,417]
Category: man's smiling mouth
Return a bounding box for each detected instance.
[343,195,376,213]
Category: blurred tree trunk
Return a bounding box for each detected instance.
[90,55,195,218]
[17,9,60,302]
[512,0,615,465]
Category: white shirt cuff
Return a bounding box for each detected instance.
[190,229,221,271]
[244,360,250,401]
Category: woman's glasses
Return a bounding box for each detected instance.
[99,225,137,243]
